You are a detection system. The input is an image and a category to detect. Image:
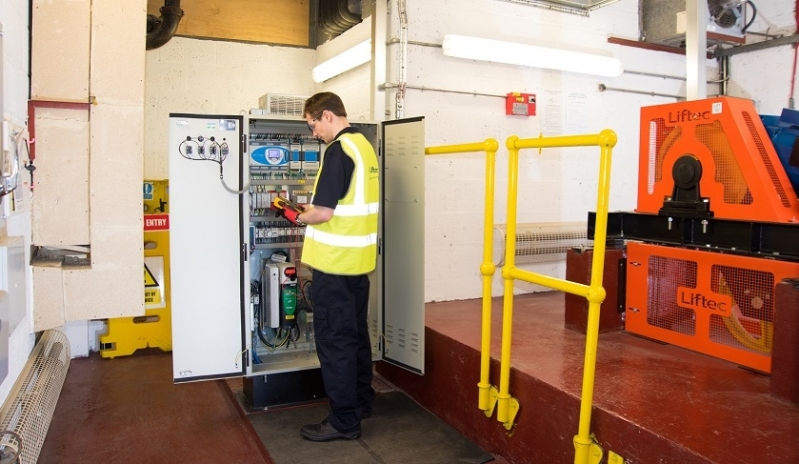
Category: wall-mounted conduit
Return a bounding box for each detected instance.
[0,330,70,464]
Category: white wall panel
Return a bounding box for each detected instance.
[30,0,90,102]
[394,0,723,301]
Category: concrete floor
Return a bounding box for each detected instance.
[38,349,270,464]
[37,291,799,463]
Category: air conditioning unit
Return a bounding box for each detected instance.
[640,0,746,47]
[256,93,309,117]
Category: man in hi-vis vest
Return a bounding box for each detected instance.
[294,92,379,441]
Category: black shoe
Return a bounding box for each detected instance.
[300,420,361,442]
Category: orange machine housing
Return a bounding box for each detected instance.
[626,242,799,373]
[626,97,799,373]
[637,97,799,223]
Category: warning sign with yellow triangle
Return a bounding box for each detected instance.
[145,264,159,287]
[144,256,165,308]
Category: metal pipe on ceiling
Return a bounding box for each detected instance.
[146,0,183,50]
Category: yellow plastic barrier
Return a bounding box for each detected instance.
[100,182,172,358]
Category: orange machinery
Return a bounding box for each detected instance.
[594,97,799,373]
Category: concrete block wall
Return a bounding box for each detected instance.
[30,0,91,102]
[314,20,373,120]
[141,0,797,304]
[30,0,146,329]
[144,38,316,180]
[30,107,90,246]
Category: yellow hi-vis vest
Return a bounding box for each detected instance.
[301,132,379,275]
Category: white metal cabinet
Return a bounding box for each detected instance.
[168,115,246,381]
[168,113,425,382]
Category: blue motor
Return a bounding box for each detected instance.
[761,109,799,198]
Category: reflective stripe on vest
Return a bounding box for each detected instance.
[334,202,379,216]
[301,131,379,275]
[305,227,378,248]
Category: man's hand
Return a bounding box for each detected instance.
[271,196,305,226]
[280,207,304,226]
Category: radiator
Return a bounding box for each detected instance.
[0,330,70,463]
[494,221,593,265]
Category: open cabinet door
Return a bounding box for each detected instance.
[169,114,247,382]
[381,117,425,374]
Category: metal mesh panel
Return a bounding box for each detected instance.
[742,111,792,207]
[495,222,593,265]
[646,255,697,335]
[647,120,657,194]
[0,330,70,464]
[649,118,680,186]
[694,120,751,205]
[709,264,775,354]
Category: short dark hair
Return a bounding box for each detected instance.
[303,92,348,119]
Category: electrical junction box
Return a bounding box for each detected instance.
[506,92,536,116]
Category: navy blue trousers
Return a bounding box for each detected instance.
[311,269,375,433]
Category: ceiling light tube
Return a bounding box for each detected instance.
[442,34,623,77]
[312,39,372,83]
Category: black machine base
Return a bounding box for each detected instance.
[243,368,327,410]
[588,211,799,262]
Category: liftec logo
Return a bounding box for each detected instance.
[668,108,711,123]
[677,287,732,316]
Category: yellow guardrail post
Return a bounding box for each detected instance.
[500,130,616,463]
[425,138,500,417]
[572,129,616,464]
[496,137,521,430]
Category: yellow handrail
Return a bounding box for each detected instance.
[501,130,617,464]
[424,139,500,416]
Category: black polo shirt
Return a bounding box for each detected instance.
[311,127,358,209]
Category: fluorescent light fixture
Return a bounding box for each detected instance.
[312,39,372,83]
[441,34,623,77]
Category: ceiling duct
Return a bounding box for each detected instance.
[640,0,746,47]
[319,0,362,43]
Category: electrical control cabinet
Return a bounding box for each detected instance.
[168,113,426,383]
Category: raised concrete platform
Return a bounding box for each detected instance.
[377,292,799,464]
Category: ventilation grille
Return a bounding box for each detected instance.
[646,255,776,354]
[650,111,797,208]
[709,264,774,353]
[494,222,593,265]
[0,330,70,464]
[743,111,792,207]
[626,242,799,372]
[257,93,309,117]
[694,119,751,205]
[646,255,698,336]
[646,116,753,206]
